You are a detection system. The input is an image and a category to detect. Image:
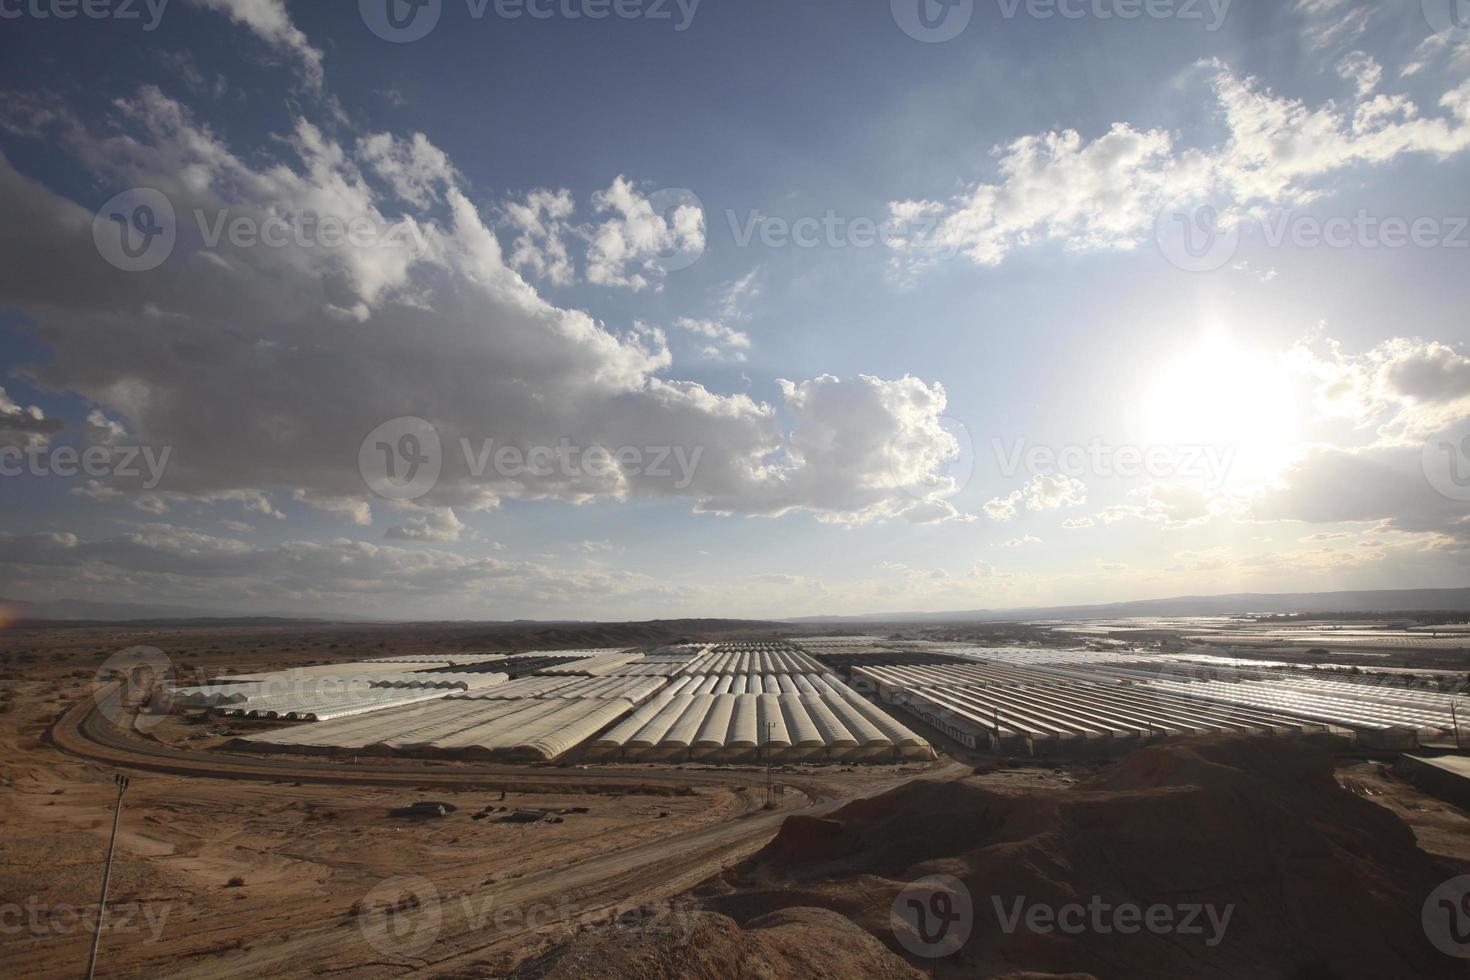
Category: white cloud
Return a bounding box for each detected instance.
[1403,32,1470,78]
[1003,535,1041,548]
[385,508,465,543]
[1295,0,1372,53]
[183,0,324,89]
[1287,332,1470,443]
[891,64,1470,270]
[0,89,964,532]
[358,132,458,209]
[504,188,576,286]
[1251,444,1470,547]
[0,386,61,450]
[983,473,1088,521]
[1098,485,1211,528]
[672,317,751,362]
[1335,51,1382,99]
[717,269,761,320]
[585,177,705,292]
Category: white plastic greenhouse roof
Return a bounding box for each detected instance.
[237,696,636,761]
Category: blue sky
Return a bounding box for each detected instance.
[0,0,1468,619]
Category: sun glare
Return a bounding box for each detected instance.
[1142,337,1303,486]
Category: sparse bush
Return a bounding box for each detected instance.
[226,876,245,888]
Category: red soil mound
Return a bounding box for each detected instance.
[703,736,1460,980]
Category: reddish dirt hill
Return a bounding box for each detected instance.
[695,737,1461,979]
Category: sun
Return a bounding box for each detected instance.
[1140,336,1303,487]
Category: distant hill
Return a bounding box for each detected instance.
[785,587,1470,624]
[6,587,1468,628]
[0,597,236,622]
[0,597,368,624]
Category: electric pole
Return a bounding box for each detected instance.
[764,721,775,808]
[87,773,129,980]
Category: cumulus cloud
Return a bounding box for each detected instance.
[1098,485,1211,528]
[1288,332,1470,443]
[0,87,962,533]
[385,508,465,543]
[0,386,62,450]
[671,317,751,362]
[183,0,324,89]
[504,188,576,286]
[585,177,705,291]
[889,63,1470,269]
[1252,444,1470,547]
[1335,51,1382,99]
[983,473,1088,522]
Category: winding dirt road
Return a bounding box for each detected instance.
[41,688,962,977]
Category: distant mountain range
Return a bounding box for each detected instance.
[783,588,1470,624]
[3,587,1467,626]
[0,597,369,624]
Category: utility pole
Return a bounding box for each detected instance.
[764,721,775,807]
[86,773,129,980]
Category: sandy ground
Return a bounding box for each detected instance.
[4,622,1468,979]
[0,626,951,980]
